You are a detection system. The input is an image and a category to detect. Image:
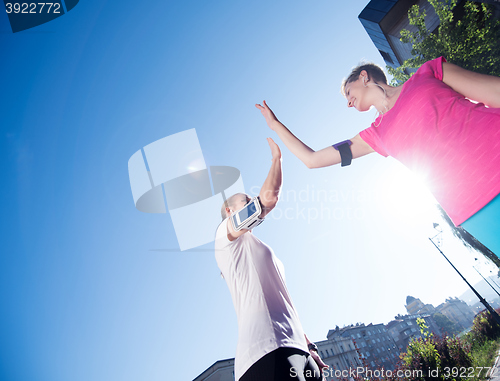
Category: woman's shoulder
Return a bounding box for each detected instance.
[415,56,447,81]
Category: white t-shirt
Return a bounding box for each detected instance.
[215,219,308,380]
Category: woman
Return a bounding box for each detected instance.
[256,57,500,255]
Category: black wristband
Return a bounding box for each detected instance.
[308,343,318,352]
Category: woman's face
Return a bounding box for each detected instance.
[344,73,372,112]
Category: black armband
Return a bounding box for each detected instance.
[308,343,318,352]
[333,140,353,167]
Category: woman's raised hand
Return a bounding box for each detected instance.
[255,100,279,130]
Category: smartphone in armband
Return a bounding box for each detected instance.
[230,197,265,231]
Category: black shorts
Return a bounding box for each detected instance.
[240,347,322,381]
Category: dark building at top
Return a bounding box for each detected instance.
[358,0,500,68]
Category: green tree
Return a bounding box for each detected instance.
[417,317,432,338]
[432,312,460,336]
[388,0,500,85]
[400,334,473,381]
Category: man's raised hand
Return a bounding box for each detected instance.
[267,137,281,160]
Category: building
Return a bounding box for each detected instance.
[436,297,476,331]
[315,333,361,379]
[358,0,500,68]
[404,295,476,332]
[471,298,500,315]
[192,358,234,381]
[386,314,441,351]
[358,0,440,68]
[405,295,435,315]
[325,323,399,371]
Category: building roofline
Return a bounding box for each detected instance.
[192,358,234,380]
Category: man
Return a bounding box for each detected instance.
[215,138,327,381]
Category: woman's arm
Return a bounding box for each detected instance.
[442,62,500,108]
[256,101,374,169]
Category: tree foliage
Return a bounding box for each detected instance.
[432,312,460,336]
[466,308,500,348]
[388,0,500,85]
[399,334,473,380]
[390,310,500,381]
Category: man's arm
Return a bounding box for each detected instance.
[305,334,328,371]
[258,138,282,219]
[226,138,281,241]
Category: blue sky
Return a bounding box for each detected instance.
[1,1,497,380]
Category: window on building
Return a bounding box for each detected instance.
[340,345,344,352]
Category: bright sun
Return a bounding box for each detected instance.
[375,161,439,227]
